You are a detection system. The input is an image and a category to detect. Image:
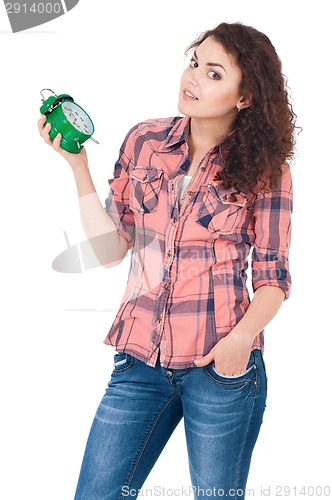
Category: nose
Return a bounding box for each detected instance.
[188,68,199,87]
[189,75,199,87]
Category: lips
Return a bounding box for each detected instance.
[183,89,198,101]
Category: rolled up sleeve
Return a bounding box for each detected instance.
[104,125,138,249]
[251,163,293,300]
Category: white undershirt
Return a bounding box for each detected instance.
[177,175,192,205]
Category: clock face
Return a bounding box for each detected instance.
[62,102,93,135]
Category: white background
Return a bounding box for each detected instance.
[0,1,331,499]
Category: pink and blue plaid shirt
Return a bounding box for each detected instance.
[103,116,293,369]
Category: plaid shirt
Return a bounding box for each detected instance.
[103,116,293,369]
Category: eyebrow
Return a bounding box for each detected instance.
[193,50,227,74]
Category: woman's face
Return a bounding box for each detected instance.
[178,36,244,123]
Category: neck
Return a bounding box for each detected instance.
[189,117,235,151]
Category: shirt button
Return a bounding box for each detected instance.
[172,217,177,223]
[167,250,172,257]
[200,167,206,171]
[157,315,162,322]
[162,283,169,289]
[187,190,193,196]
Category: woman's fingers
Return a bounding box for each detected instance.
[37,114,46,126]
[37,114,47,134]
[37,114,89,168]
[53,132,62,152]
[38,115,54,145]
[38,115,62,151]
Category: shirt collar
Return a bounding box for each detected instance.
[158,115,237,153]
[158,116,190,150]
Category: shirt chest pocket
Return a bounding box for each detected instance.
[129,166,164,214]
[196,183,247,235]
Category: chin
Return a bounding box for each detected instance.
[177,103,193,118]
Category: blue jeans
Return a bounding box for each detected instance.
[74,349,267,499]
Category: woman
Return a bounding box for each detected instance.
[38,22,296,500]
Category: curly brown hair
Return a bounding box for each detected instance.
[186,22,298,204]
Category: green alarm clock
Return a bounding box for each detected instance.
[40,88,99,153]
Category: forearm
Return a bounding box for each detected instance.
[229,285,285,343]
[72,166,129,267]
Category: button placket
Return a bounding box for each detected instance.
[152,275,171,356]
[152,156,212,366]
[178,157,209,218]
[154,161,210,364]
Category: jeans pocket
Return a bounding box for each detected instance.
[129,166,164,214]
[196,183,247,235]
[112,351,134,372]
[204,350,258,386]
[212,362,255,379]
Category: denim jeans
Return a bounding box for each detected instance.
[74,349,267,499]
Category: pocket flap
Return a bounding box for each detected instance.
[130,166,164,183]
[208,183,247,207]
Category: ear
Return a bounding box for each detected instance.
[237,95,251,110]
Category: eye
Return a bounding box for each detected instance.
[207,70,221,80]
[189,58,198,69]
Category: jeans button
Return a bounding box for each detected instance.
[166,370,173,377]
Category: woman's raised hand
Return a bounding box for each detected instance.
[37,114,89,171]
